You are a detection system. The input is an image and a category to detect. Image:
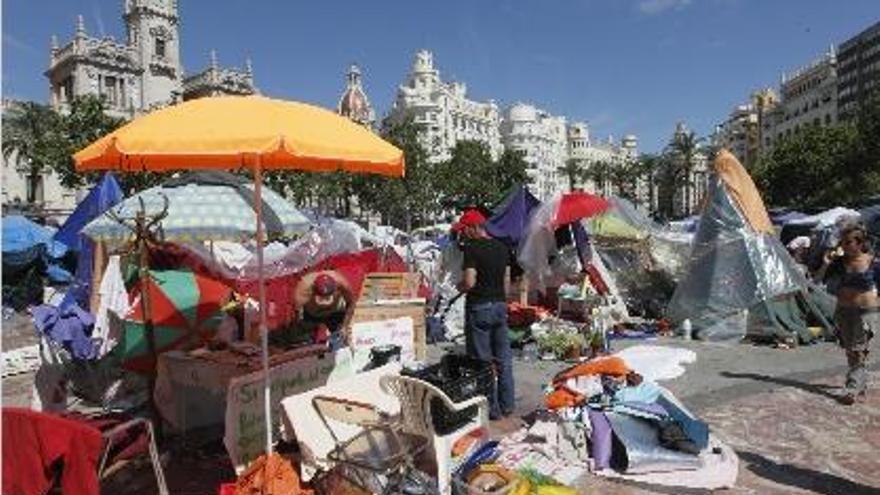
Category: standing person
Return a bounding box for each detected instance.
[455,209,515,419]
[815,223,879,404]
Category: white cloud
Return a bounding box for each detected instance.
[637,0,693,15]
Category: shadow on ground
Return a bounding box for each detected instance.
[737,450,880,495]
[719,371,840,401]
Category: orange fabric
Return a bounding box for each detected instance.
[235,453,313,495]
[545,386,586,410]
[713,149,774,234]
[74,95,404,177]
[552,356,631,384]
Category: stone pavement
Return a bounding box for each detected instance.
[7,337,880,494]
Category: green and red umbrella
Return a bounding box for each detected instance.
[121,269,231,373]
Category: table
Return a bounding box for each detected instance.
[153,345,327,434]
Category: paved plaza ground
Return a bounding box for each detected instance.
[4,336,879,494]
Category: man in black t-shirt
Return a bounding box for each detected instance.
[454,209,515,419]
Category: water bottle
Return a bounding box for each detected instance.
[682,319,693,340]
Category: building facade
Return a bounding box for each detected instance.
[390,50,502,161]
[769,47,838,143]
[499,103,568,200]
[837,20,880,120]
[46,0,257,120]
[712,88,779,169]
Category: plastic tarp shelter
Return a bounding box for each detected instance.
[666,150,807,339]
[55,173,124,309]
[3,216,67,266]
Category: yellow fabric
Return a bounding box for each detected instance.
[713,149,773,234]
[74,95,404,176]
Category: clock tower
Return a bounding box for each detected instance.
[124,0,182,109]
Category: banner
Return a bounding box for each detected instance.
[223,353,335,472]
[349,316,415,362]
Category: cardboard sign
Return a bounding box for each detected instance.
[223,353,335,472]
[349,316,415,362]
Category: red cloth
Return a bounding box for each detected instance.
[234,248,421,330]
[3,408,104,495]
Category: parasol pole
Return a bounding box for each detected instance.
[252,155,273,456]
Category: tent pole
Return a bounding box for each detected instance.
[253,156,272,456]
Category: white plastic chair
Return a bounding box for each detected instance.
[380,375,489,495]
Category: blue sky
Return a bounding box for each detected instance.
[3,0,878,152]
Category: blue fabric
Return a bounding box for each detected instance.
[465,301,514,418]
[613,401,669,421]
[656,394,710,450]
[32,302,97,360]
[55,174,124,310]
[485,185,541,247]
[614,381,663,404]
[2,216,68,264]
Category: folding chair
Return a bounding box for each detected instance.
[96,416,169,495]
[311,395,430,495]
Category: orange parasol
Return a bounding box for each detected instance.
[74,95,404,456]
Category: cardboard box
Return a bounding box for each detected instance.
[348,299,427,360]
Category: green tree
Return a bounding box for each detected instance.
[754,123,869,208]
[637,153,663,214]
[666,129,702,215]
[558,158,584,192]
[52,96,133,190]
[490,148,529,203]
[584,160,613,194]
[611,158,643,204]
[355,114,435,229]
[2,101,62,203]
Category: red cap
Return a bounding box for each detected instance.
[313,273,337,297]
[451,209,487,232]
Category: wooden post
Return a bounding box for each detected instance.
[136,210,161,440]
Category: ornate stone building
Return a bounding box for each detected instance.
[389,50,502,161]
[337,64,375,127]
[46,0,257,119]
[500,103,568,200]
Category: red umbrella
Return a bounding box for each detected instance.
[551,192,611,228]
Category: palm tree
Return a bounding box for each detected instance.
[2,101,61,204]
[666,127,702,216]
[638,153,662,214]
[558,158,584,191]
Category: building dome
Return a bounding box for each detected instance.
[507,103,537,122]
[338,64,374,126]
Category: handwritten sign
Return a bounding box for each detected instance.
[349,316,415,363]
[223,353,335,472]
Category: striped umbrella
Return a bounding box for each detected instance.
[122,269,231,373]
[82,172,310,245]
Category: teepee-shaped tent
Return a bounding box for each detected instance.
[666,150,807,338]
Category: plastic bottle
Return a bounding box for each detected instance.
[682,319,693,340]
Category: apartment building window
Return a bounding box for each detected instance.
[825,114,832,125]
[155,38,166,58]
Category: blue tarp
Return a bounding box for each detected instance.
[56,174,124,309]
[2,216,68,268]
[485,185,541,247]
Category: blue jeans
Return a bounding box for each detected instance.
[465,301,515,418]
